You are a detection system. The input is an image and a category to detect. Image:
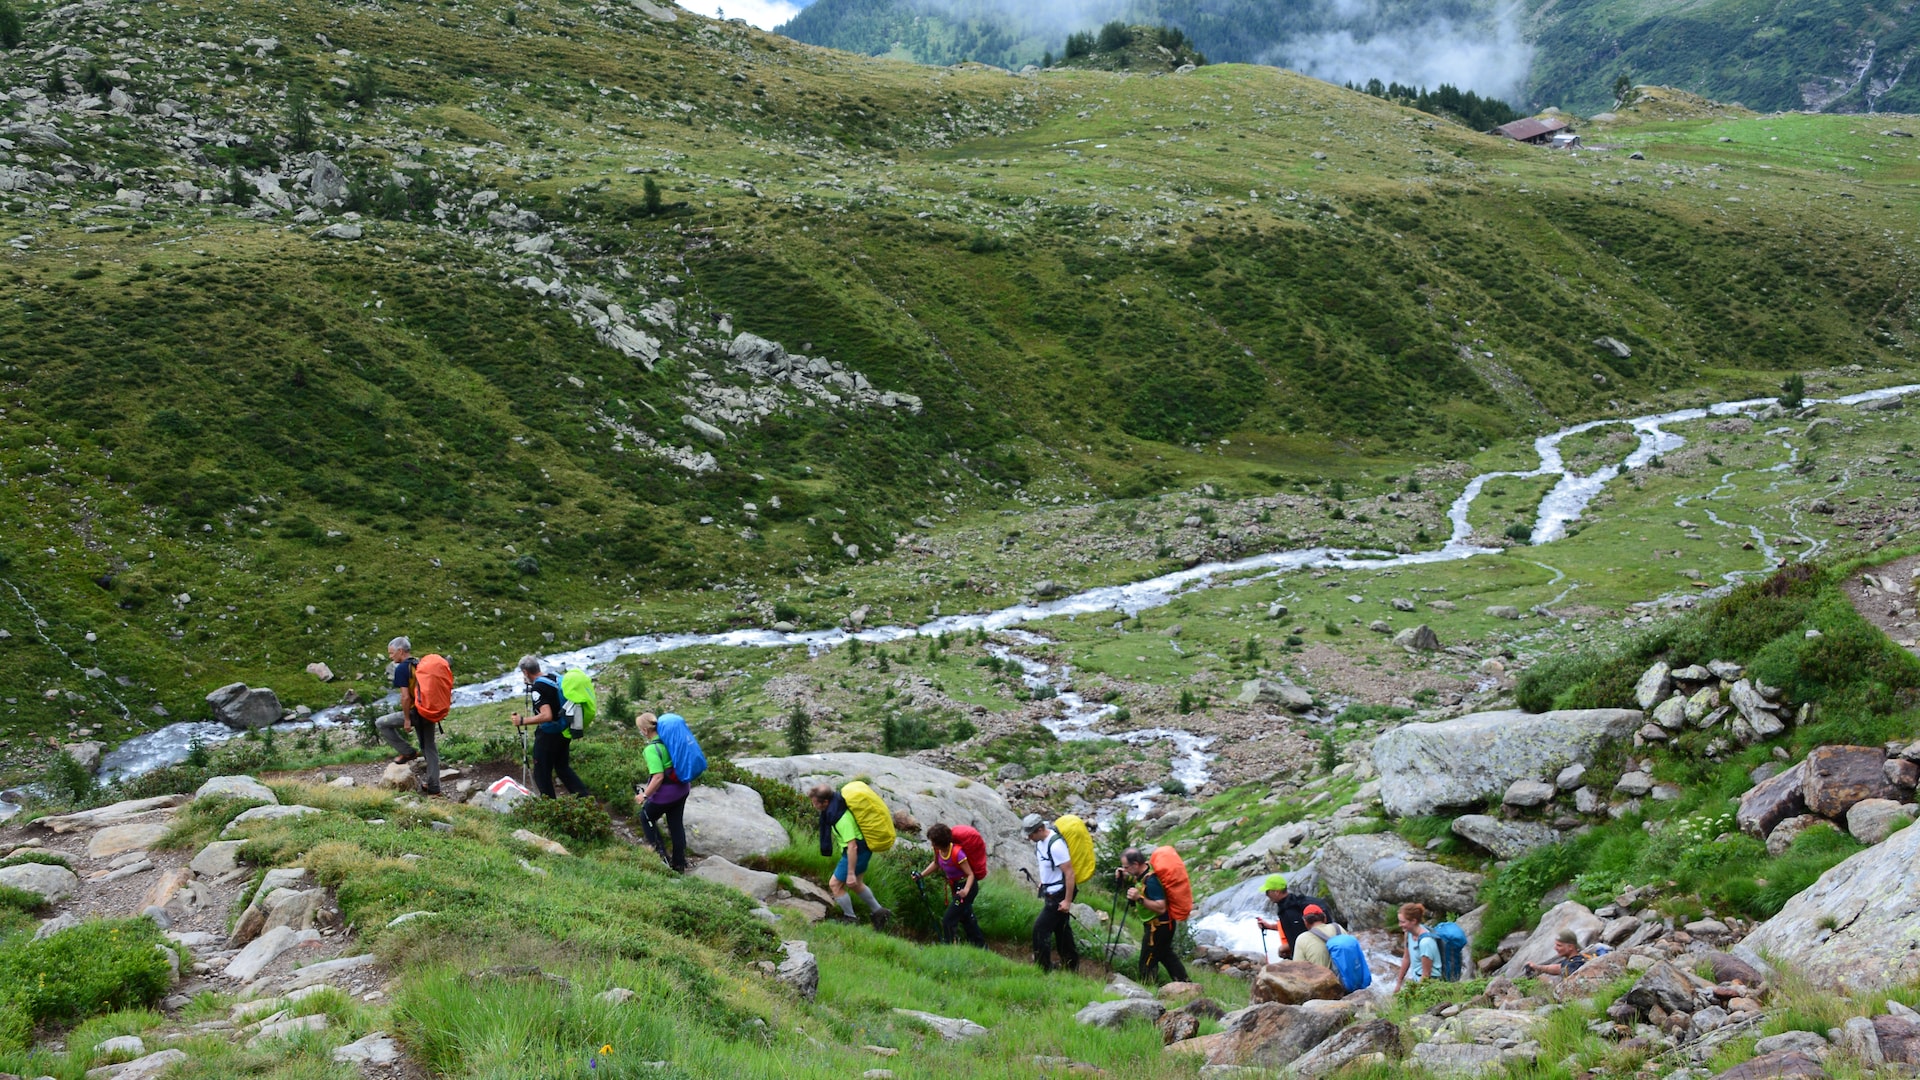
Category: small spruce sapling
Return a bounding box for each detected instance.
[0,1,24,49]
[786,705,812,756]
[1319,733,1338,774]
[1779,373,1806,411]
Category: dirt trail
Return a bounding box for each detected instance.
[1841,553,1920,653]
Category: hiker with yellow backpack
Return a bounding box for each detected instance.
[1120,846,1193,985]
[811,781,896,930]
[1024,813,1096,972]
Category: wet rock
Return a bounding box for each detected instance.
[1372,708,1642,818]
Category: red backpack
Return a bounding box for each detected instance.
[409,654,454,723]
[951,824,989,879]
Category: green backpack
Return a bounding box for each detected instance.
[559,669,597,739]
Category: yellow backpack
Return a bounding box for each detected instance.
[843,781,896,853]
[1054,814,1097,885]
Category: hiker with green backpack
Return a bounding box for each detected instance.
[510,655,592,799]
[633,712,693,872]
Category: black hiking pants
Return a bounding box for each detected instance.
[1033,889,1079,972]
[532,730,590,798]
[1140,917,1189,984]
[943,879,986,948]
[642,793,688,871]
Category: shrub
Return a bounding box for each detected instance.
[643,177,662,216]
[1474,842,1578,952]
[786,705,812,755]
[1318,733,1338,773]
[509,796,613,844]
[1503,523,1532,543]
[0,919,177,1051]
[0,2,23,49]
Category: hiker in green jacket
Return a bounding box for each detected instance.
[633,712,689,873]
[811,784,893,929]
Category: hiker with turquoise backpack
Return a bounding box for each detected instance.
[634,712,705,873]
[1394,902,1469,992]
[810,782,895,930]
[510,655,592,799]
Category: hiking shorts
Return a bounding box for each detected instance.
[833,839,872,883]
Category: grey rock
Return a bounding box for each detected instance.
[34,913,79,939]
[221,805,321,836]
[94,1034,146,1058]
[1319,832,1483,928]
[1743,817,1920,989]
[1075,998,1166,1027]
[1237,679,1314,711]
[247,1013,327,1048]
[1211,1002,1355,1069]
[1221,821,1315,871]
[1842,1016,1883,1066]
[689,856,779,901]
[1593,336,1632,359]
[195,775,277,805]
[1451,815,1558,859]
[1753,1031,1828,1058]
[1739,761,1807,838]
[1767,815,1824,857]
[332,1032,401,1066]
[205,683,283,729]
[776,939,818,1000]
[189,840,248,878]
[62,740,104,772]
[1284,1017,1400,1078]
[1411,1042,1505,1076]
[1623,960,1697,1016]
[284,953,376,989]
[1634,662,1672,709]
[225,925,303,981]
[104,1049,188,1080]
[1372,708,1642,817]
[892,1008,988,1040]
[1555,763,1587,791]
[685,783,788,863]
[1484,605,1523,619]
[1652,695,1689,730]
[1614,771,1654,797]
[0,862,79,904]
[312,222,363,241]
[306,152,347,205]
[1503,780,1556,807]
[1846,798,1908,845]
[1393,625,1441,652]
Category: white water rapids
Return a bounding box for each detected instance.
[90,384,1920,809]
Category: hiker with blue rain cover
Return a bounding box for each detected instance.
[633,712,696,872]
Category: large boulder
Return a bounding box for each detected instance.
[1711,1050,1828,1080]
[1623,960,1700,1016]
[1497,901,1603,980]
[1738,761,1807,838]
[1236,679,1314,711]
[737,753,1023,871]
[1206,1002,1354,1069]
[1318,833,1483,928]
[1742,815,1920,989]
[205,683,283,730]
[685,783,790,863]
[1220,821,1315,871]
[1372,709,1643,817]
[1803,745,1896,819]
[1450,815,1559,860]
[0,862,79,904]
[1251,961,1346,1005]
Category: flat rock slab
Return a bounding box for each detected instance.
[286,953,378,989]
[1076,998,1166,1027]
[1744,818,1920,989]
[94,1048,188,1080]
[246,1012,327,1048]
[1372,709,1643,818]
[1412,1042,1506,1077]
[222,805,322,835]
[689,855,778,901]
[332,1031,401,1066]
[88,821,173,859]
[1713,1049,1829,1079]
[1451,815,1559,860]
[35,795,186,833]
[226,925,314,981]
[189,840,248,878]
[893,1008,988,1040]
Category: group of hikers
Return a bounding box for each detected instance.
[370,642,1499,992]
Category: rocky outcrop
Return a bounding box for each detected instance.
[1206,1002,1354,1068]
[1318,833,1483,928]
[1738,762,1807,839]
[1450,815,1558,860]
[1743,816,1920,989]
[1372,709,1643,817]
[1286,1018,1400,1078]
[1498,901,1603,979]
[738,753,1023,870]
[1802,746,1897,819]
[686,783,790,862]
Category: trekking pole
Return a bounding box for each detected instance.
[1106,895,1135,969]
[1260,926,1274,964]
[910,872,941,943]
[518,724,530,789]
[1101,875,1126,973]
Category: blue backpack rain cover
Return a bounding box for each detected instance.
[1325,932,1372,992]
[1428,922,1470,981]
[656,713,707,783]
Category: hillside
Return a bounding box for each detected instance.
[0,0,1916,765]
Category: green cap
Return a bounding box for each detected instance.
[1263,874,1288,893]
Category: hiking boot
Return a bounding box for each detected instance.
[418,782,442,797]
[393,751,420,765]
[869,907,893,931]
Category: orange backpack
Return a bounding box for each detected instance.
[409,654,454,723]
[1150,846,1192,923]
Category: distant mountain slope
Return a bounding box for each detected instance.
[780,0,1918,115]
[1523,0,1920,113]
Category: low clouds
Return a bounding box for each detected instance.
[686,0,805,30]
[1259,7,1534,102]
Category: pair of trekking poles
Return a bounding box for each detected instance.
[1015,867,1137,970]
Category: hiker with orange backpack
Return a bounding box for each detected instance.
[1120,846,1192,985]
[374,637,450,796]
[915,822,988,947]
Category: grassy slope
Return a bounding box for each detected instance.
[0,0,1916,761]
